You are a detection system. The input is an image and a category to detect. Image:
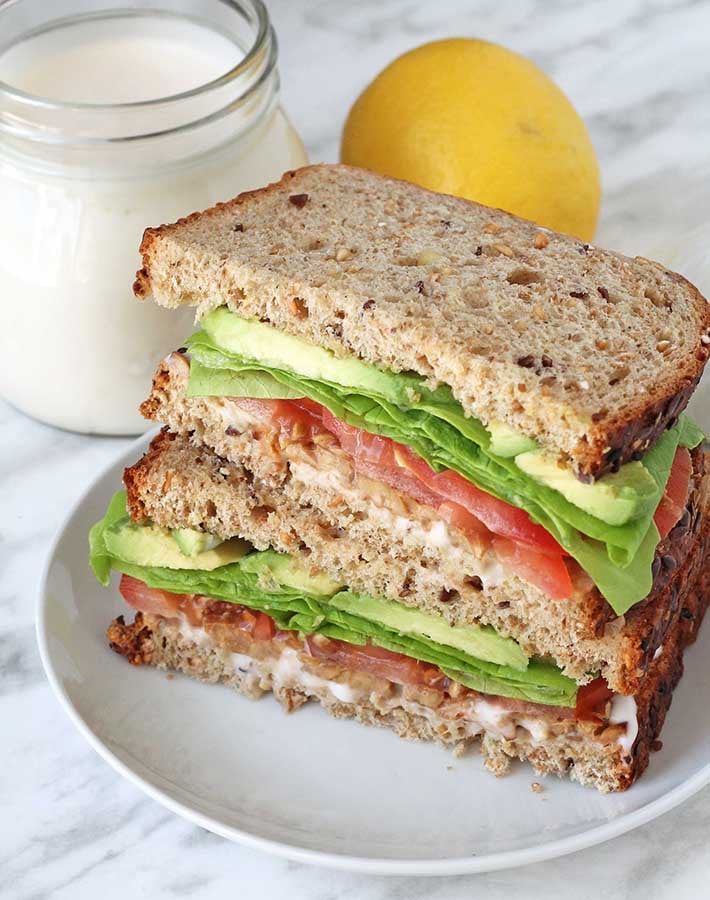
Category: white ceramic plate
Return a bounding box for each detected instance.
[37,432,710,876]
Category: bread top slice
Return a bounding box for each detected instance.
[134,164,710,478]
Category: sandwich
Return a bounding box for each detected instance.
[90,165,710,792]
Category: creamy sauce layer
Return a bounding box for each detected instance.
[288,459,508,589]
[609,695,639,755]
[168,613,586,747]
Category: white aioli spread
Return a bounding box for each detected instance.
[168,614,582,749]
[609,695,639,755]
[287,459,508,589]
[227,643,556,744]
[0,11,307,433]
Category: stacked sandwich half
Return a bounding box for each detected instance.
[90,165,710,792]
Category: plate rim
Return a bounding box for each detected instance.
[36,430,710,876]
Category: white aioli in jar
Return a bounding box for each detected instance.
[0,12,308,434]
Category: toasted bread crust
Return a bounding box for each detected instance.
[580,374,702,480]
[625,529,710,789]
[133,164,709,478]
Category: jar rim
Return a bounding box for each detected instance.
[0,0,278,145]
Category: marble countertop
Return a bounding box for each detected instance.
[3,0,710,896]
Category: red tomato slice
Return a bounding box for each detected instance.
[418,460,565,557]
[305,634,430,686]
[231,397,324,440]
[252,611,277,641]
[321,409,396,466]
[492,536,573,600]
[118,576,279,640]
[438,500,492,543]
[319,409,443,505]
[230,399,572,597]
[575,676,614,721]
[350,456,445,509]
[119,574,188,617]
[654,448,692,539]
[322,408,565,557]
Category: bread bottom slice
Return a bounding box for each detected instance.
[107,528,708,793]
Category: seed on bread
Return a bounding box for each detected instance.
[289,297,308,319]
[463,286,489,309]
[644,286,668,308]
[417,248,445,265]
[507,267,543,286]
[609,365,630,385]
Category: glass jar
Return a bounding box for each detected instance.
[0,0,308,434]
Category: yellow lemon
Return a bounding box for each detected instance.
[341,38,600,240]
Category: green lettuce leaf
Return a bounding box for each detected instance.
[187,363,304,401]
[89,489,129,586]
[185,322,704,615]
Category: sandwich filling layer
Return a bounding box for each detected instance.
[109,591,633,749]
[91,491,587,708]
[109,606,644,791]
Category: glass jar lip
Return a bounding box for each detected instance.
[0,0,271,111]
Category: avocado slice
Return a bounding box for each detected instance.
[202,308,417,406]
[515,449,659,526]
[487,420,538,457]
[239,548,344,597]
[172,527,223,557]
[104,518,250,571]
[328,591,529,671]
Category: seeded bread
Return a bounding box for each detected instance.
[133,165,710,478]
[107,533,710,794]
[123,424,708,695]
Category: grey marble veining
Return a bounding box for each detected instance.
[3,0,710,897]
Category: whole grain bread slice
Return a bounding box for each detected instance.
[134,165,709,478]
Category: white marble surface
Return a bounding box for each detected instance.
[3,0,710,896]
